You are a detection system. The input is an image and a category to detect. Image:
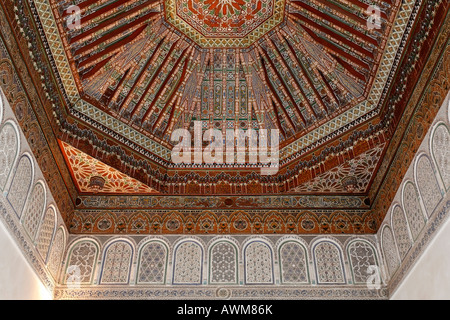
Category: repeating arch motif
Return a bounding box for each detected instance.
[65,240,99,285]
[381,226,400,278]
[7,155,33,217]
[209,241,238,284]
[402,182,426,241]
[136,240,168,284]
[21,182,46,241]
[416,155,442,216]
[279,241,309,284]
[172,241,203,285]
[391,206,412,260]
[46,227,66,280]
[431,124,450,190]
[100,240,134,284]
[312,240,346,284]
[0,90,3,124]
[347,240,379,285]
[448,99,450,124]
[244,241,274,285]
[36,206,56,261]
[0,122,19,191]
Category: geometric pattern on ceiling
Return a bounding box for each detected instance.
[59,140,158,194]
[164,0,286,48]
[290,142,385,193]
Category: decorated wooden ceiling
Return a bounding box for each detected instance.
[40,0,402,194]
[55,0,388,147]
[1,0,448,234]
[59,140,159,194]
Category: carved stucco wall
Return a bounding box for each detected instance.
[377,92,450,298]
[0,87,68,298]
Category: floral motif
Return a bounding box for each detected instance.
[244,241,273,284]
[348,241,379,284]
[100,241,133,284]
[7,156,33,217]
[60,141,158,194]
[313,241,345,284]
[22,183,46,241]
[392,206,412,260]
[381,226,400,278]
[210,241,238,284]
[292,144,386,193]
[173,241,203,284]
[431,124,450,190]
[137,242,167,284]
[403,182,426,240]
[280,241,309,283]
[0,123,18,190]
[65,241,98,284]
[204,0,246,16]
[173,0,277,43]
[46,228,65,280]
[36,207,56,261]
[416,156,442,216]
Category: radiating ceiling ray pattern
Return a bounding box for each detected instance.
[52,0,396,146]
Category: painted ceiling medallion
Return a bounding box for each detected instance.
[165,0,286,48]
[88,176,106,193]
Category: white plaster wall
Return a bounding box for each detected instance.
[390,212,450,300]
[0,218,52,300]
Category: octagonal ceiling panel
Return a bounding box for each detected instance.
[164,0,286,48]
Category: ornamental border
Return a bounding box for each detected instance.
[164,0,286,48]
